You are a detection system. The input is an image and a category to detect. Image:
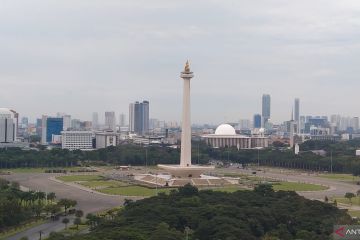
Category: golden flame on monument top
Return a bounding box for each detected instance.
[184,60,191,73]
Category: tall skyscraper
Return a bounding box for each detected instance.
[351,117,359,132]
[63,115,71,131]
[0,108,16,143]
[253,114,262,129]
[119,113,126,127]
[41,116,63,144]
[71,119,81,130]
[131,100,150,135]
[129,103,135,132]
[262,94,271,126]
[294,98,300,134]
[92,112,99,130]
[105,111,116,131]
[142,101,149,134]
[238,119,251,130]
[21,117,29,127]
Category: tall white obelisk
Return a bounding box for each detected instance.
[180,61,193,167]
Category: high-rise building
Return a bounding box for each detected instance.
[142,101,149,134]
[262,94,271,125]
[41,115,47,145]
[71,119,81,130]
[21,117,29,127]
[0,108,16,143]
[119,113,126,127]
[92,112,99,130]
[294,98,300,133]
[129,103,135,132]
[238,119,251,130]
[253,114,262,129]
[36,118,42,136]
[41,117,64,144]
[63,115,71,131]
[105,112,116,131]
[351,117,359,132]
[149,118,159,130]
[134,102,142,134]
[131,101,149,135]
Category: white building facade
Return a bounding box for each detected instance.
[0,108,16,143]
[202,124,269,149]
[95,131,117,149]
[61,131,93,150]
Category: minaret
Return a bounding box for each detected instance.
[180,61,194,167]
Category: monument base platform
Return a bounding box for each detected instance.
[157,164,215,178]
[134,173,235,187]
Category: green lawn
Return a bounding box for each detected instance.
[348,210,360,218]
[319,174,360,182]
[98,186,172,196]
[272,182,328,191]
[80,180,128,188]
[57,175,104,182]
[335,197,360,206]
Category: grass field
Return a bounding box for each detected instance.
[80,180,128,188]
[348,210,360,218]
[335,197,360,206]
[57,175,104,182]
[319,174,360,182]
[98,186,172,196]
[272,182,328,191]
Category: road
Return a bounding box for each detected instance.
[226,168,360,200]
[2,173,137,240]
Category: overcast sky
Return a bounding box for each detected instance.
[1,0,360,124]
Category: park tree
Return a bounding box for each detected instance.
[345,192,355,205]
[74,217,82,229]
[62,218,70,229]
[75,210,84,218]
[58,199,77,215]
[148,222,184,240]
[47,192,56,203]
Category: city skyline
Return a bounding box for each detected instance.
[1,1,360,123]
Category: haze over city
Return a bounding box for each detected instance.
[1,0,360,123]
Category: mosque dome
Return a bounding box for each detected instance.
[215,124,236,135]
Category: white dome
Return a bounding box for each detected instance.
[215,124,236,135]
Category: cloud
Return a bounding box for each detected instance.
[0,0,359,123]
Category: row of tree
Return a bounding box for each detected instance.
[0,178,78,231]
[1,139,360,175]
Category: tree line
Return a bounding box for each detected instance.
[1,139,360,175]
[46,184,352,240]
[0,178,78,232]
